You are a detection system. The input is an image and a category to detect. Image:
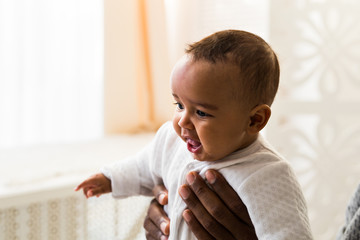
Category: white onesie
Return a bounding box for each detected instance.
[102,121,313,240]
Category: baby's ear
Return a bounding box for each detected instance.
[247,104,271,134]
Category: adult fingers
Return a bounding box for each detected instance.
[145,233,157,240]
[179,183,235,240]
[152,184,168,205]
[205,169,253,227]
[144,199,170,237]
[182,209,215,240]
[186,171,242,225]
[144,215,162,240]
[205,169,256,239]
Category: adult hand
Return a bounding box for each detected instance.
[144,185,170,240]
[178,169,256,240]
[144,169,257,240]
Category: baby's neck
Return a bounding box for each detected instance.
[236,133,259,152]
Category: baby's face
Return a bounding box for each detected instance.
[171,56,254,162]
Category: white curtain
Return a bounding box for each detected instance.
[0,0,104,148]
[164,0,270,66]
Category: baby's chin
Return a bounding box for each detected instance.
[191,151,223,162]
[192,147,240,162]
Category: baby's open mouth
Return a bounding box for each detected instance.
[186,139,202,153]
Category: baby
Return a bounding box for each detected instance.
[76,30,313,239]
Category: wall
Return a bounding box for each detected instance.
[267,0,360,239]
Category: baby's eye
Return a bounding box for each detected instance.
[174,102,184,110]
[196,110,209,117]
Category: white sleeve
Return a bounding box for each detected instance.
[101,122,172,198]
[238,162,313,240]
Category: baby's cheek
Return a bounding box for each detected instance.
[204,135,225,156]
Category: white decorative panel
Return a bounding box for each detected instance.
[0,194,151,240]
[268,0,360,239]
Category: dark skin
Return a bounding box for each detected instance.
[143,169,257,240]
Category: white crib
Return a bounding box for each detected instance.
[0,135,154,240]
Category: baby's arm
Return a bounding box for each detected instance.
[74,173,112,198]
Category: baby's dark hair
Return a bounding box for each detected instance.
[185,30,280,107]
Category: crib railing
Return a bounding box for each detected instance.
[0,184,151,240]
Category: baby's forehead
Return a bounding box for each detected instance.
[173,55,243,88]
[198,60,247,100]
[201,59,242,86]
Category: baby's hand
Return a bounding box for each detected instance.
[74,173,112,198]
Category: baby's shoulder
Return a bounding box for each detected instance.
[218,156,296,189]
[154,121,178,142]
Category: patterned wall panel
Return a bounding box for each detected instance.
[0,194,151,240]
[268,0,360,239]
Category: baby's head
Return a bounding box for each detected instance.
[171,30,280,162]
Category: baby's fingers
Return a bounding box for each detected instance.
[86,186,107,198]
[83,186,94,198]
[74,181,97,192]
[75,174,104,191]
[74,184,81,191]
[75,173,111,198]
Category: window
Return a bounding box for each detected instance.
[0,0,104,148]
